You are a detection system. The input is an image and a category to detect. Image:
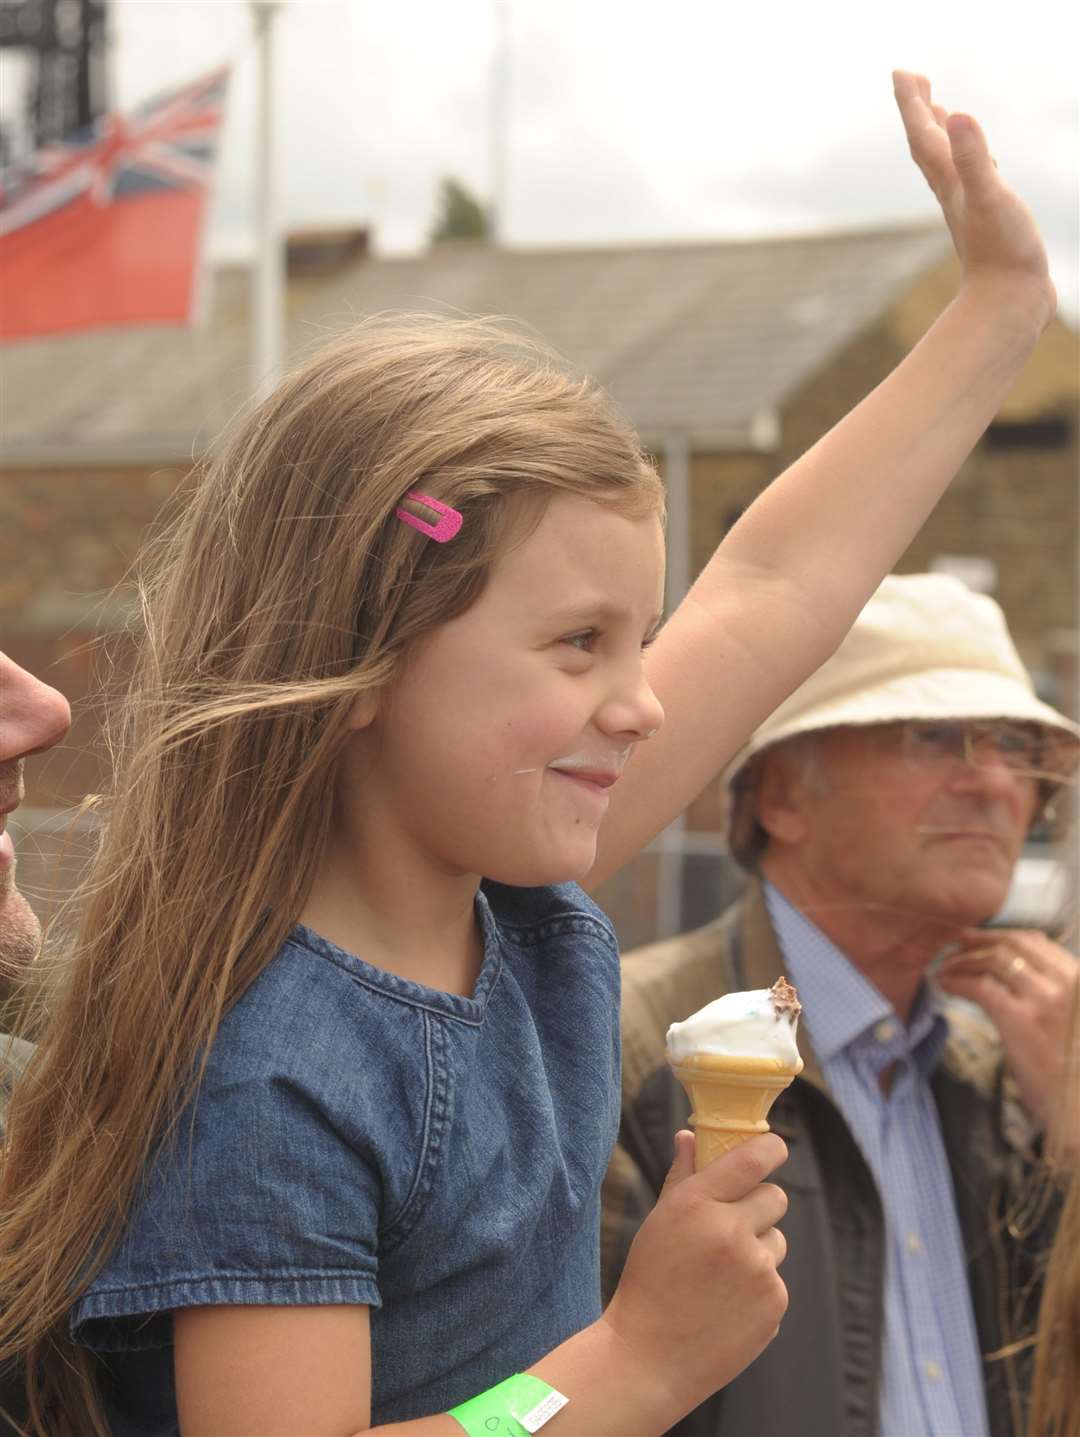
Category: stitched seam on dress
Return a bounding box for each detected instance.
[289,929,489,1024]
[380,1010,447,1247]
[343,973,487,1026]
[75,1269,380,1300]
[498,913,614,940]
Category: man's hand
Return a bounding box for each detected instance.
[893,70,1055,329]
[601,1131,789,1422]
[937,927,1078,1156]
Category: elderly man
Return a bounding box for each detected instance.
[602,573,1078,1437]
[0,650,72,1127]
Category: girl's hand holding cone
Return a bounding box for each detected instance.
[601,1132,789,1425]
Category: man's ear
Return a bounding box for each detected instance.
[755,749,812,846]
[346,691,380,731]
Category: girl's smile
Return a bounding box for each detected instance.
[547,766,616,809]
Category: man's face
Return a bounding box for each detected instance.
[0,653,71,978]
[760,720,1042,931]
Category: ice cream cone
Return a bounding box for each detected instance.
[669,1051,803,1170]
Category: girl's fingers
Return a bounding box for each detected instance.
[660,1129,697,1193]
[739,1181,789,1236]
[893,71,953,198]
[761,1226,787,1268]
[697,1133,788,1202]
[946,111,999,203]
[893,70,929,144]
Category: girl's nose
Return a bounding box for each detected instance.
[599,670,665,744]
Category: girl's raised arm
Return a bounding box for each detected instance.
[591,71,1056,888]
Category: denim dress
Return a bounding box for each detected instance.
[71,881,621,1434]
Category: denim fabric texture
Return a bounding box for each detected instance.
[72,881,621,1435]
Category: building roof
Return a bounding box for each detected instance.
[1,222,950,463]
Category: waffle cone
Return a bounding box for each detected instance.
[669,1052,803,1170]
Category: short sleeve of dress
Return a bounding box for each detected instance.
[71,941,402,1353]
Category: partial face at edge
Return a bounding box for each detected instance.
[346,493,667,887]
[0,653,72,981]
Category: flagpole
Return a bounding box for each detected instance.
[252,1,284,402]
[489,0,508,244]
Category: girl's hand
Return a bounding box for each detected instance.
[893,70,1055,327]
[601,1131,789,1417]
[937,927,1078,1157]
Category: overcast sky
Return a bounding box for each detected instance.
[4,0,1079,319]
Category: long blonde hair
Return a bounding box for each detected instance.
[0,316,664,1433]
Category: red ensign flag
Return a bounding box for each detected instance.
[0,68,228,341]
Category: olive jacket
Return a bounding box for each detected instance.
[601,882,1052,1437]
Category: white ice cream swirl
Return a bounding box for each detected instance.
[666,977,802,1064]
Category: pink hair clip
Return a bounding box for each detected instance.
[395,490,463,543]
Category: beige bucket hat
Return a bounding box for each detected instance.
[727,572,1080,864]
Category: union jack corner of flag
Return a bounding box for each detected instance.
[0,66,229,239]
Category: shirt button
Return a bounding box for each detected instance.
[926,1360,943,1382]
[874,1020,898,1043]
[906,1232,923,1254]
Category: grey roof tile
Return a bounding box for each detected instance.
[1,223,950,460]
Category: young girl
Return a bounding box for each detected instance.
[0,73,1058,1436]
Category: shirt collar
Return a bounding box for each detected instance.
[763,881,947,1077]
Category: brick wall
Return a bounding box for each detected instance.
[775,275,1078,668]
[3,466,190,809]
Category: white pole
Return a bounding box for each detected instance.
[489,0,508,244]
[252,1,285,401]
[656,432,692,938]
[662,432,691,614]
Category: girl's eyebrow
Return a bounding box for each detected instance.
[546,601,663,629]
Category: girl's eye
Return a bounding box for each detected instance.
[563,630,597,653]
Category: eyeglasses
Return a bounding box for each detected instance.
[889,721,1046,776]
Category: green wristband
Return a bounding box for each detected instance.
[449,1373,568,1436]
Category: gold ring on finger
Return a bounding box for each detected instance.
[1005,954,1027,982]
